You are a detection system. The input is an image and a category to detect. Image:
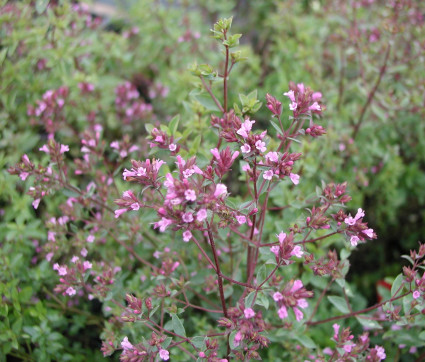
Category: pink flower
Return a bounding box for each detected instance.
[290,173,300,185]
[66,287,76,296]
[263,170,274,180]
[273,292,283,302]
[291,280,303,293]
[71,256,79,263]
[289,102,298,111]
[87,235,95,243]
[312,92,322,101]
[182,212,194,223]
[236,215,246,224]
[278,305,288,319]
[308,102,321,111]
[293,307,304,321]
[39,144,50,153]
[81,248,88,257]
[169,144,177,151]
[343,343,355,353]
[270,245,280,257]
[20,172,29,181]
[83,261,92,270]
[115,209,127,218]
[240,144,251,153]
[197,209,208,222]
[242,164,251,172]
[210,148,221,159]
[255,140,266,153]
[265,152,279,162]
[185,189,196,202]
[233,331,243,347]
[159,349,169,361]
[154,217,173,232]
[291,245,304,258]
[350,235,360,246]
[244,308,255,319]
[60,144,69,154]
[283,90,295,102]
[375,346,386,360]
[236,119,255,139]
[363,228,374,238]
[121,336,133,350]
[214,183,227,198]
[413,290,420,299]
[333,323,340,339]
[183,230,192,242]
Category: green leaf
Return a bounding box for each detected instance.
[294,335,316,349]
[245,291,255,308]
[36,0,49,14]
[270,120,284,136]
[171,313,186,337]
[256,265,267,285]
[191,336,206,349]
[356,316,382,330]
[192,93,221,112]
[327,296,349,314]
[391,274,405,297]
[256,293,269,310]
[169,115,180,136]
[229,330,238,349]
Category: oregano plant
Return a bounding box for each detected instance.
[8,12,425,362]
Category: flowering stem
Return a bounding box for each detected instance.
[200,76,224,113]
[206,221,228,318]
[352,44,391,140]
[306,291,410,327]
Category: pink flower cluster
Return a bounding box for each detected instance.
[273,280,313,321]
[270,232,304,262]
[115,82,153,124]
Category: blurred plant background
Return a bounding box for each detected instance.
[1,0,424,360]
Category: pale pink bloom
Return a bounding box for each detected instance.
[159,349,169,361]
[155,218,173,232]
[210,148,220,159]
[297,298,308,309]
[278,305,288,319]
[48,231,56,242]
[121,336,133,350]
[242,164,251,172]
[87,235,95,243]
[263,170,274,180]
[343,343,355,353]
[283,90,295,102]
[289,102,298,111]
[130,202,140,211]
[236,119,255,139]
[60,144,69,154]
[129,145,139,153]
[182,212,194,223]
[32,198,41,209]
[39,144,50,153]
[241,144,251,153]
[312,92,322,101]
[290,173,300,185]
[409,346,417,354]
[291,280,303,292]
[183,230,192,242]
[323,347,333,355]
[196,209,208,222]
[83,261,92,270]
[236,215,246,224]
[71,256,79,263]
[363,228,374,238]
[308,102,321,111]
[278,232,286,243]
[297,83,305,93]
[375,346,386,360]
[355,208,365,220]
[120,150,128,158]
[255,140,266,153]
[293,307,304,321]
[413,290,420,299]
[46,252,54,261]
[244,308,255,319]
[291,245,304,258]
[185,189,196,202]
[114,209,127,218]
[265,152,279,162]
[270,245,280,257]
[66,287,76,296]
[350,235,360,246]
[214,183,227,198]
[169,144,177,151]
[81,248,88,257]
[233,331,243,347]
[333,323,340,339]
[20,172,29,181]
[273,292,283,301]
